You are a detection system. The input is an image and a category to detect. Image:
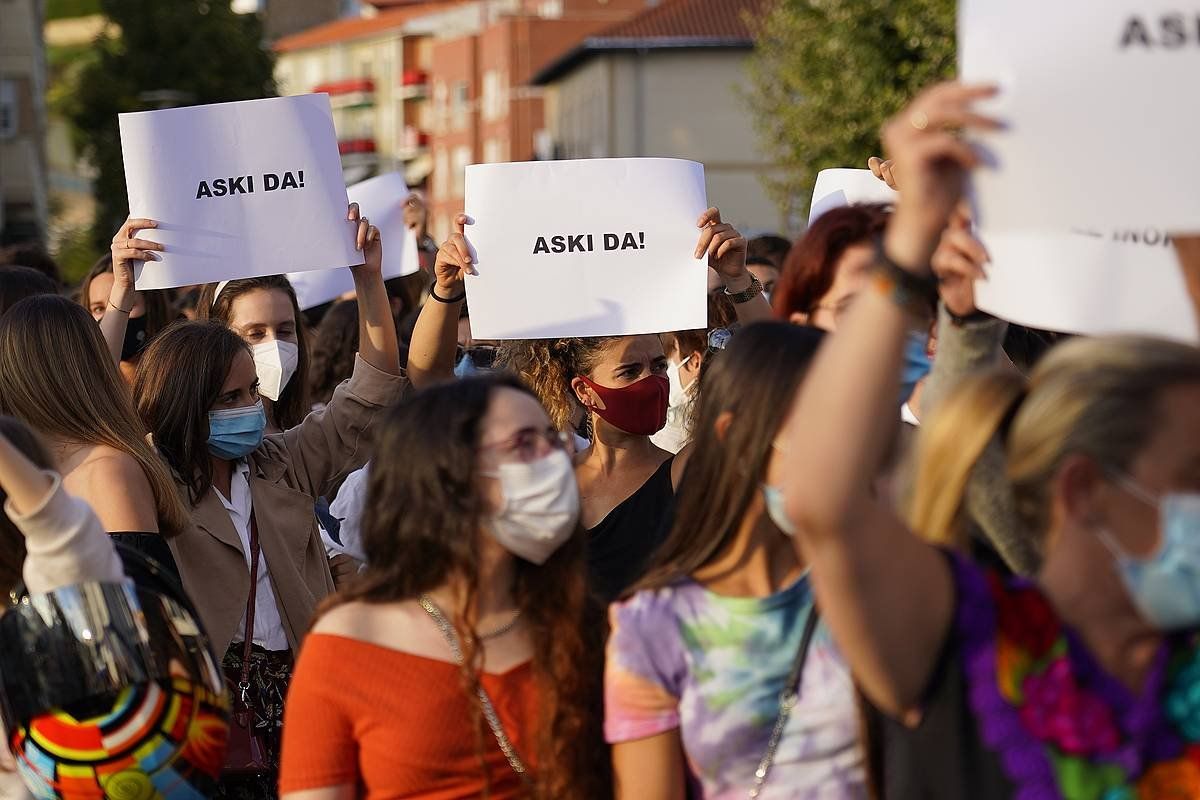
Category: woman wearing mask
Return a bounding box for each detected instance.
[0,295,188,547]
[651,329,706,454]
[479,209,767,599]
[82,242,174,382]
[779,81,1200,798]
[607,322,869,799]
[279,376,609,799]
[133,215,405,798]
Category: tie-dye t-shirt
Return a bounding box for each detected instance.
[605,575,866,799]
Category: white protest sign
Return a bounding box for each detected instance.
[463,158,708,339]
[287,172,421,310]
[809,168,897,225]
[976,227,1199,343]
[960,1,1200,233]
[120,94,361,290]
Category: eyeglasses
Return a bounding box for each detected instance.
[479,426,572,463]
[811,295,857,324]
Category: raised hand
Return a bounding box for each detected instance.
[433,213,476,297]
[694,207,748,287]
[109,217,163,313]
[931,204,989,318]
[881,82,1001,273]
[347,202,382,275]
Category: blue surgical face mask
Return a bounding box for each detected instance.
[207,400,266,461]
[1098,477,1200,630]
[900,330,932,406]
[762,484,797,537]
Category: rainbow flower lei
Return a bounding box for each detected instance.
[951,555,1200,799]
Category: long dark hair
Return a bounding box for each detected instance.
[0,295,188,535]
[0,266,57,318]
[325,375,610,799]
[0,416,54,590]
[198,276,310,430]
[307,299,359,406]
[134,321,251,505]
[78,253,173,346]
[636,322,826,591]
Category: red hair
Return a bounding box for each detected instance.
[772,204,891,320]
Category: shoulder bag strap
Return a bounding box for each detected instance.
[748,604,821,799]
[238,514,261,703]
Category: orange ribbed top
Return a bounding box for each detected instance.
[280,633,539,799]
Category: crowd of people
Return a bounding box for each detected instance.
[0,78,1199,800]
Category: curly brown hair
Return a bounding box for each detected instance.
[321,376,610,799]
[495,337,619,432]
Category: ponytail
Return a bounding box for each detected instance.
[906,370,1026,550]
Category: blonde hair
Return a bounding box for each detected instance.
[909,335,1200,558]
[0,296,189,536]
[496,338,618,430]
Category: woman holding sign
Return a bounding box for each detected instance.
[82,245,175,384]
[776,81,1200,799]
[131,209,404,798]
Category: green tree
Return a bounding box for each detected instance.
[63,0,276,254]
[745,0,955,226]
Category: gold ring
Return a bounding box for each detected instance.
[910,111,929,131]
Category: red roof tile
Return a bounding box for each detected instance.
[594,0,760,42]
[273,3,461,52]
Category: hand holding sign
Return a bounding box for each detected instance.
[881,82,1001,271]
[694,207,748,289]
[109,218,163,314]
[931,206,990,319]
[433,214,476,299]
[346,202,382,275]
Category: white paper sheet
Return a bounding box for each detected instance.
[287,172,421,310]
[960,1,1200,233]
[119,94,362,290]
[463,158,708,339]
[976,227,1199,343]
[809,168,898,225]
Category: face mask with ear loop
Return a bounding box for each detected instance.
[651,355,696,453]
[1096,474,1200,630]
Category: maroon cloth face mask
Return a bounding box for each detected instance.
[578,374,670,436]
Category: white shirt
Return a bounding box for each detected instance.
[214,460,290,652]
[901,402,921,427]
[328,464,369,563]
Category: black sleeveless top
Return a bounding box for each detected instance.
[585,457,675,603]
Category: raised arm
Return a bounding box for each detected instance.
[407,213,475,389]
[695,207,772,324]
[348,203,402,378]
[777,83,999,716]
[101,218,164,366]
[1174,235,1200,337]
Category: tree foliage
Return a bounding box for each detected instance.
[745,0,955,225]
[63,0,276,253]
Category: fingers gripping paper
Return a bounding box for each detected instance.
[960,0,1200,232]
[464,158,709,340]
[119,95,362,290]
[976,228,1200,343]
[287,172,421,310]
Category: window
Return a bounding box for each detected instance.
[434,148,449,200]
[0,81,17,139]
[482,137,503,164]
[451,81,469,130]
[452,145,471,197]
[482,70,504,121]
[538,0,563,17]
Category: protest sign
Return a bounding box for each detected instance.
[120,94,362,290]
[809,169,897,225]
[463,158,708,339]
[976,227,1199,343]
[287,172,421,310]
[960,0,1200,233]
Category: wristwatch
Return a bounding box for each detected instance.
[724,274,764,305]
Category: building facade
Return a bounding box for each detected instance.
[533,0,786,234]
[0,0,50,245]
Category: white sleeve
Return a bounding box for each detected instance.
[7,473,126,594]
[327,464,369,563]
